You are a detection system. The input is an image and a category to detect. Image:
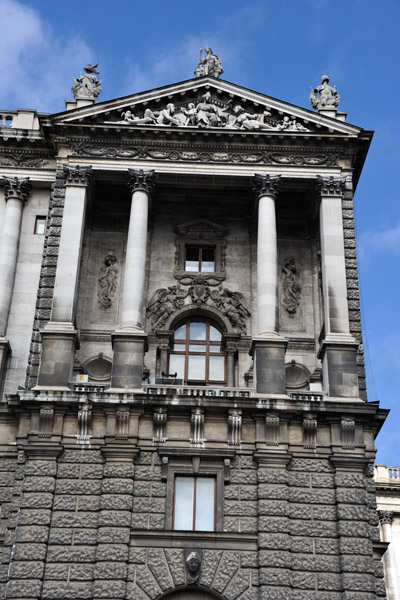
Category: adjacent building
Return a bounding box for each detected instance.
[0,54,389,599]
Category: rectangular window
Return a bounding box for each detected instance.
[173,476,216,531]
[34,216,46,235]
[185,247,215,273]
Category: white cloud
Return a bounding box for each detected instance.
[359,220,400,258]
[0,0,96,112]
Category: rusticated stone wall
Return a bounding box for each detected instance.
[0,446,386,600]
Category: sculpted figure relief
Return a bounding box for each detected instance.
[281,257,301,317]
[97,252,119,310]
[194,47,224,78]
[72,63,102,100]
[310,75,340,109]
[186,551,201,584]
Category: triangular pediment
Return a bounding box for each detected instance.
[50,77,362,136]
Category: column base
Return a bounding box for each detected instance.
[250,335,288,394]
[110,329,148,390]
[318,336,359,398]
[37,322,78,389]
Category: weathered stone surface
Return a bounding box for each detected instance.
[56,480,102,495]
[15,525,48,543]
[258,484,288,500]
[132,498,165,513]
[313,506,337,521]
[259,499,287,516]
[129,548,146,564]
[335,473,364,488]
[336,488,366,504]
[230,469,257,485]
[102,478,133,494]
[22,476,55,492]
[19,508,51,525]
[314,538,339,555]
[9,560,44,579]
[42,581,92,599]
[48,528,73,545]
[240,552,258,568]
[291,554,340,573]
[103,464,134,478]
[289,459,333,473]
[92,580,127,598]
[99,510,131,527]
[94,562,127,580]
[47,546,96,563]
[96,544,128,562]
[76,496,100,511]
[224,569,250,600]
[259,550,290,568]
[69,564,95,580]
[61,450,103,464]
[24,461,57,477]
[131,513,149,529]
[317,573,342,591]
[337,505,368,521]
[213,551,240,593]
[200,550,223,587]
[290,537,313,554]
[290,572,316,589]
[341,555,374,573]
[149,514,165,529]
[21,492,53,508]
[259,516,288,533]
[258,470,287,484]
[225,500,257,516]
[259,567,290,586]
[52,511,99,528]
[44,563,69,580]
[6,579,42,598]
[98,527,130,544]
[148,549,174,591]
[12,543,47,561]
[135,566,161,599]
[289,520,337,538]
[53,495,76,511]
[164,549,185,586]
[342,573,375,592]
[133,481,150,496]
[289,488,335,504]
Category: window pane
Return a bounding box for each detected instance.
[189,344,206,352]
[209,356,225,381]
[195,478,215,531]
[169,354,185,379]
[185,247,199,272]
[174,477,194,530]
[209,325,222,342]
[190,321,206,340]
[34,216,46,235]
[209,345,222,353]
[201,248,215,273]
[174,324,186,340]
[188,355,206,380]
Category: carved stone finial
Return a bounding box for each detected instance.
[253,174,281,200]
[194,47,223,78]
[63,165,92,187]
[3,177,31,203]
[317,175,345,197]
[186,551,202,584]
[71,63,102,100]
[378,510,394,525]
[127,169,155,194]
[310,74,340,110]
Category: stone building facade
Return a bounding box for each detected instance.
[0,62,389,599]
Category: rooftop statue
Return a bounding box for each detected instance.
[310,75,340,110]
[71,63,102,100]
[194,47,224,78]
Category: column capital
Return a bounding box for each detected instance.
[317,175,346,197]
[253,174,281,200]
[379,510,394,525]
[128,169,155,194]
[3,176,31,203]
[62,164,92,187]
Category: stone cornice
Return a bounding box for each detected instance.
[62,164,92,187]
[253,174,281,200]
[3,176,31,203]
[127,168,155,194]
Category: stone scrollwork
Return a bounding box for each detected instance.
[62,165,92,187]
[147,277,251,333]
[3,176,31,203]
[127,168,155,194]
[281,257,301,317]
[71,63,102,100]
[97,251,119,310]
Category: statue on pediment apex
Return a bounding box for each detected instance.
[72,63,102,100]
[194,46,224,78]
[310,74,340,110]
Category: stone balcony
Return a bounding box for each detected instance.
[375,464,400,488]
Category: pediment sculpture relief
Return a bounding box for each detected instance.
[115,92,310,132]
[147,276,250,333]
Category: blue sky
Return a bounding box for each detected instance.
[1,0,399,464]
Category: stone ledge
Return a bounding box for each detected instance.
[131,529,258,551]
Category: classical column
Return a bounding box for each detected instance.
[317,176,359,398]
[110,169,154,390]
[37,166,92,389]
[0,177,30,385]
[379,511,400,600]
[251,174,287,395]
[0,177,31,335]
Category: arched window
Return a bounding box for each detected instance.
[169,318,226,386]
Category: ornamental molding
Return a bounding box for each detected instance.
[69,140,341,167]
[253,174,281,200]
[147,277,250,333]
[378,510,394,525]
[127,168,155,194]
[62,164,92,187]
[317,175,346,196]
[0,150,51,168]
[3,176,31,203]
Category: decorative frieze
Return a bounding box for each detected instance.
[253,174,280,200]
[62,164,92,186]
[127,168,155,194]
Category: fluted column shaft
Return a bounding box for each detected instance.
[0,177,31,336]
[379,511,400,600]
[254,174,280,336]
[119,169,154,330]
